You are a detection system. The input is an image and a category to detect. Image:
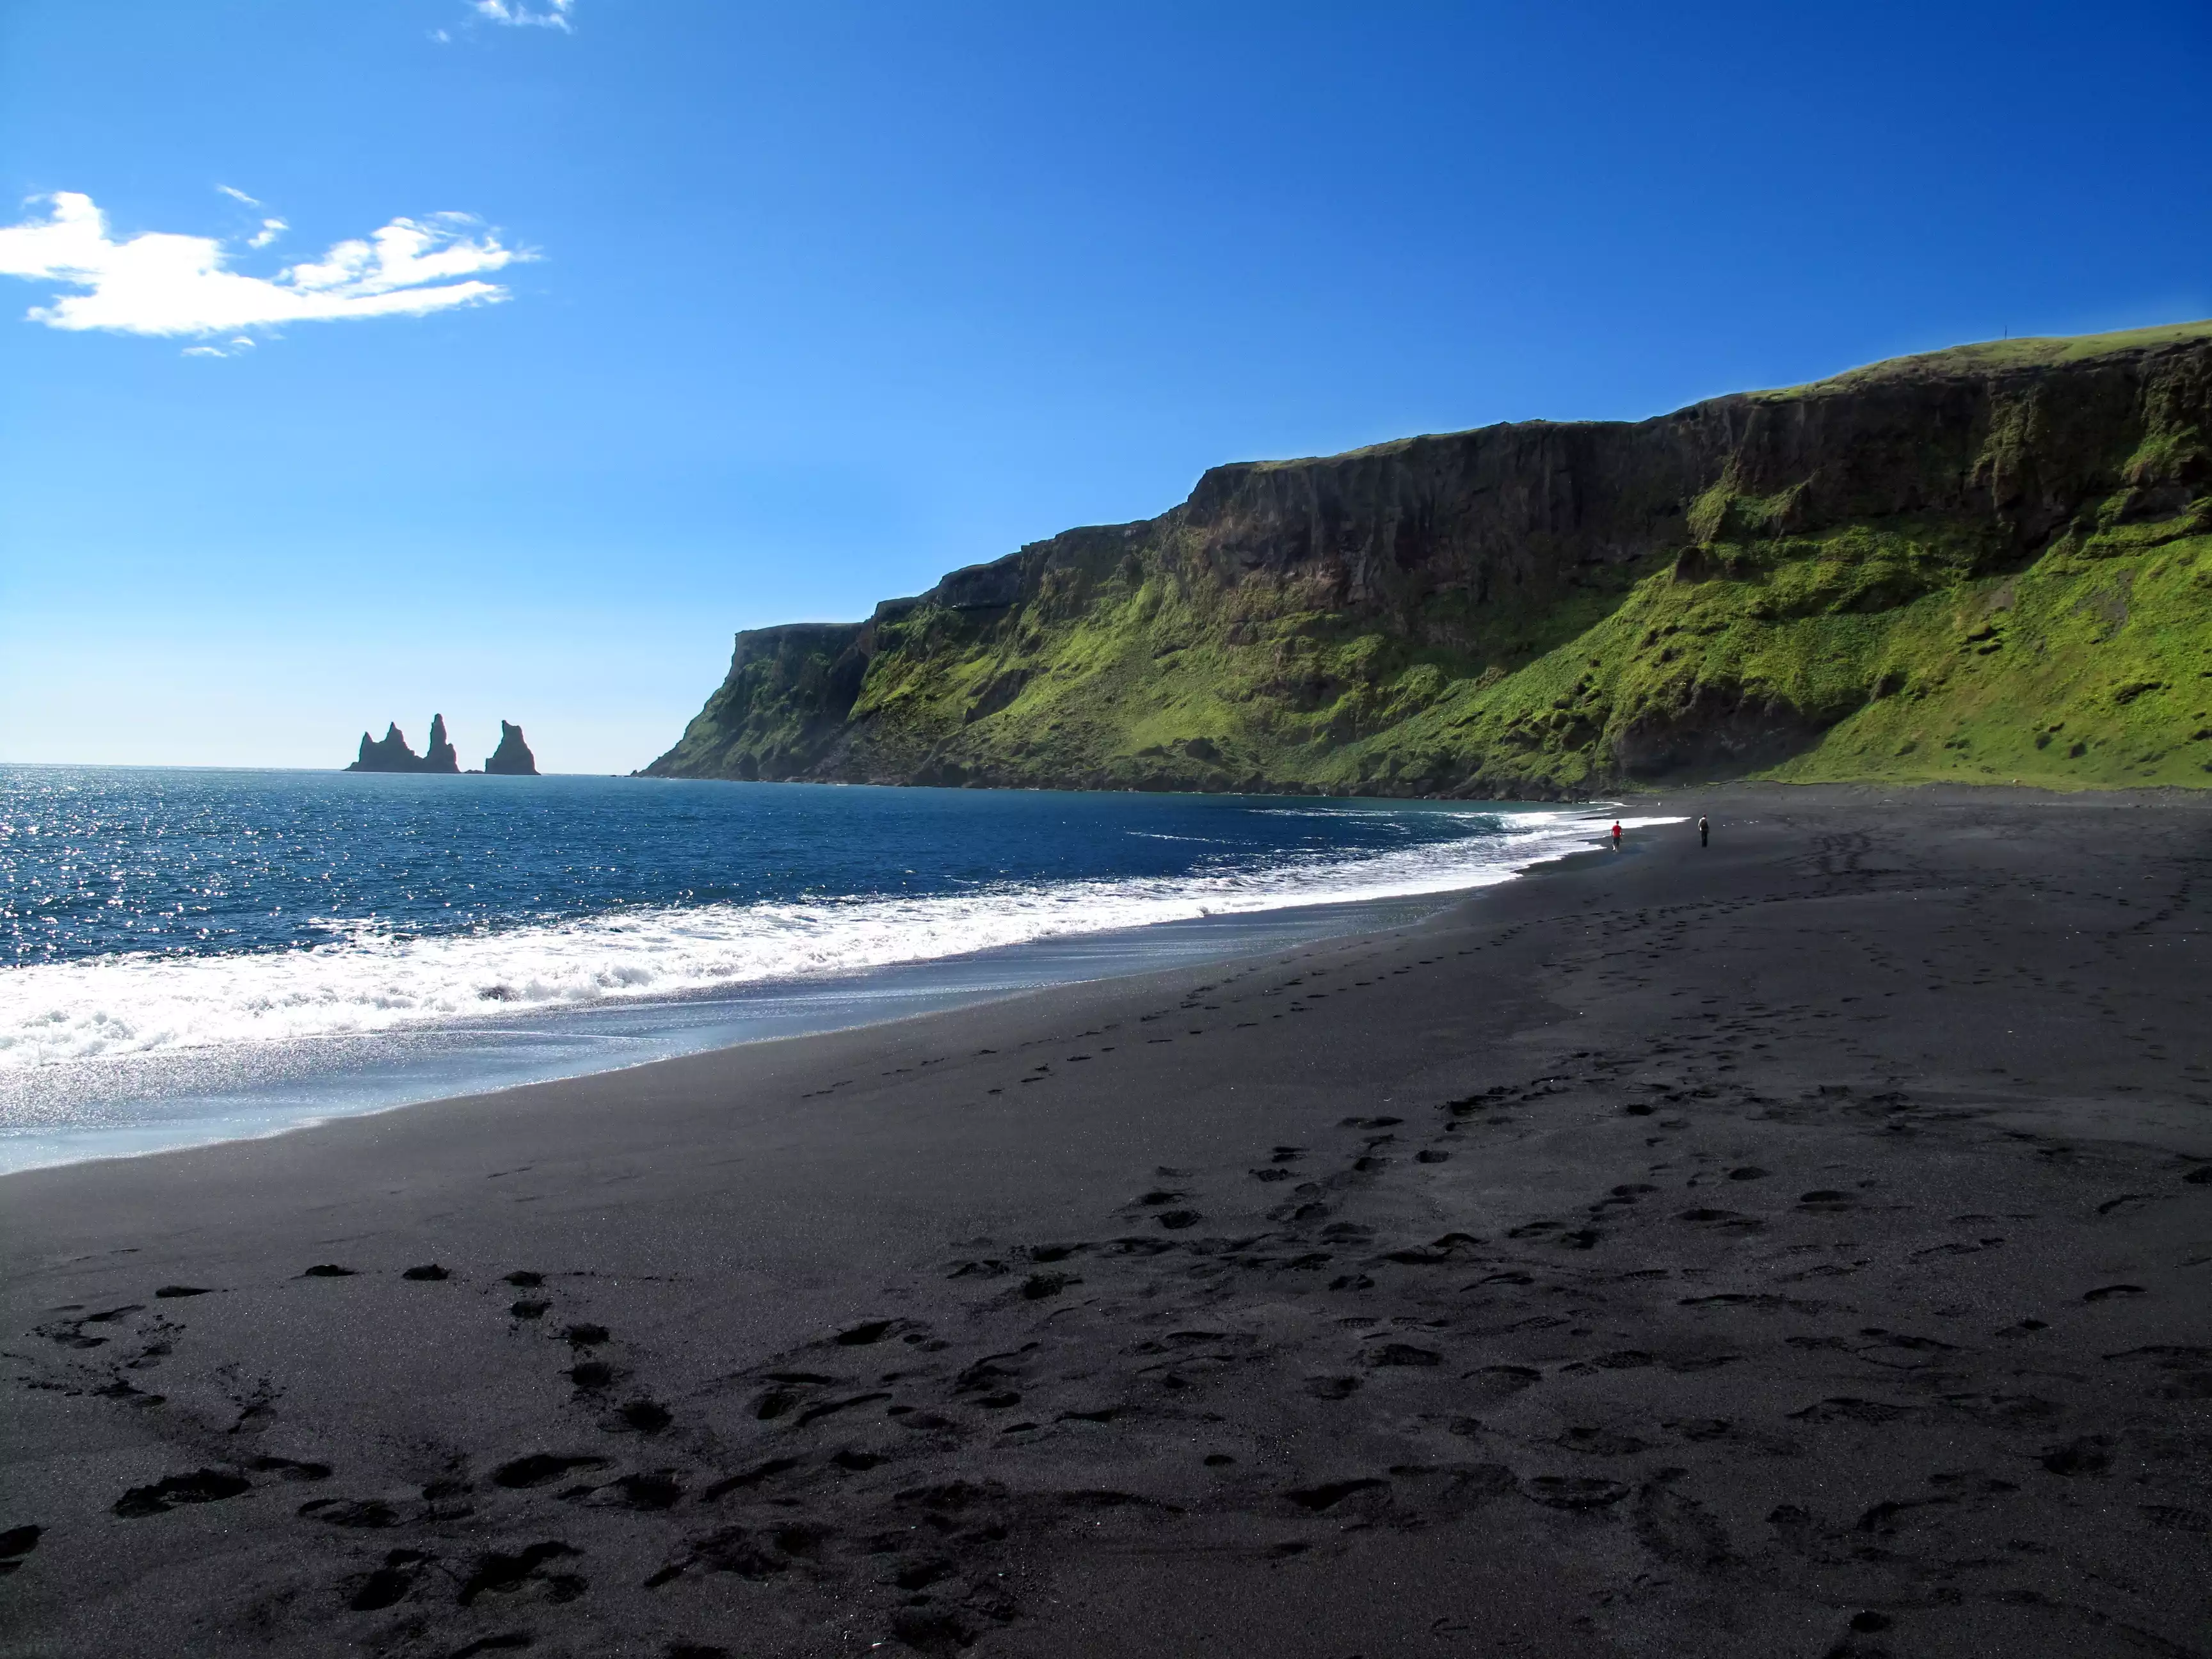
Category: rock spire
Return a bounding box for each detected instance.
[483,722,539,776]
[346,714,464,774]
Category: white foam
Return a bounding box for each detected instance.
[0,809,1653,1071]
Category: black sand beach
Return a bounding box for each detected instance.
[3,785,2208,1658]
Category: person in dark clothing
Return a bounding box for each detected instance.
[1699,815,1710,847]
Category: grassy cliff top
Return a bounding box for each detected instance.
[1228,321,2212,475]
[1235,419,1583,474]
[1754,319,2212,401]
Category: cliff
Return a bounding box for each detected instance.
[644,321,2212,796]
[348,714,461,774]
[483,721,539,776]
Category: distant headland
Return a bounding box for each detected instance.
[348,716,538,775]
[641,320,2212,797]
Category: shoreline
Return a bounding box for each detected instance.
[0,802,1625,1178]
[3,783,2206,1657]
[0,885,1493,1180]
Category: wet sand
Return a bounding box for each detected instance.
[3,785,2208,1658]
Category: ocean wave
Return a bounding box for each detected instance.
[0,810,1656,1070]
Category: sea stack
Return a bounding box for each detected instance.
[349,723,423,772]
[420,716,460,778]
[422,714,460,774]
[483,721,539,776]
[347,715,464,773]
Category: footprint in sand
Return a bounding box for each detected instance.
[113,1468,252,1518]
[458,1540,584,1606]
[1522,1475,1631,1511]
[492,1454,607,1489]
[2040,1436,2113,1475]
[299,1498,401,1528]
[1364,1342,1441,1368]
[348,1548,431,1612]
[1284,1477,1386,1511]
[611,1471,684,1509]
[251,1456,331,1482]
[616,1399,673,1433]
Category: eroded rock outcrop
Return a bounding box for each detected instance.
[348,714,461,774]
[422,714,460,774]
[483,722,539,776]
[351,723,421,773]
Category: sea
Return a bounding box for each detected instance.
[0,767,1635,1174]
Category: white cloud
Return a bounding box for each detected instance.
[218,186,285,250]
[0,193,531,341]
[182,335,259,360]
[473,0,573,29]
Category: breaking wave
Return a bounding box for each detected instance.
[0,810,1649,1070]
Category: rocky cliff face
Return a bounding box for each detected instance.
[483,721,539,776]
[348,714,461,774]
[645,323,2212,796]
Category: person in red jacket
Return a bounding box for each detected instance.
[1610,821,1623,851]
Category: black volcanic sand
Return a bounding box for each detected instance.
[3,786,2209,1659]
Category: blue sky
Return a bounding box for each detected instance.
[2,0,2207,773]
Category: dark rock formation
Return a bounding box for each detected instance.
[483,722,539,776]
[351,724,422,772]
[348,714,461,774]
[422,714,460,774]
[641,323,2212,796]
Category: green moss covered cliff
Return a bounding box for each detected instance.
[645,322,2212,796]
